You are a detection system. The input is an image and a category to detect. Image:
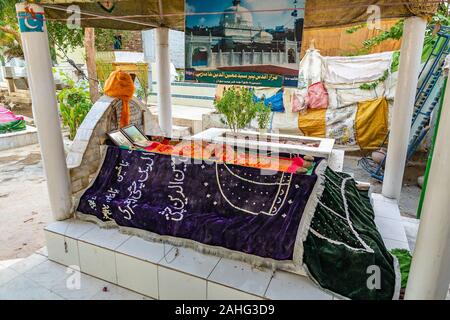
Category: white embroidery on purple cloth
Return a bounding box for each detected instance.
[159,158,189,222]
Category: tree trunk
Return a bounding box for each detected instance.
[84,28,100,103]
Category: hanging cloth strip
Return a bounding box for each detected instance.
[104,70,135,128]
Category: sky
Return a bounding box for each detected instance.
[185,0,305,30]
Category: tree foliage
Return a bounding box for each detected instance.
[94,28,136,51]
[0,0,85,61]
[348,4,450,90]
[47,21,84,61]
[346,4,450,55]
[0,0,22,59]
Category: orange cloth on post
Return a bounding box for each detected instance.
[104,70,135,128]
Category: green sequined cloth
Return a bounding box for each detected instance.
[303,167,400,300]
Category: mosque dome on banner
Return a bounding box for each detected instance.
[254,30,273,44]
[220,0,254,27]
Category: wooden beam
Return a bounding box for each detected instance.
[84,27,100,103]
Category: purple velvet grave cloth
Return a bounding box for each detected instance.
[77,146,322,261]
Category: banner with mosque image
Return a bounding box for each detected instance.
[185,0,304,87]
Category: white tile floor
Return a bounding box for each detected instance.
[371,193,410,248]
[0,192,410,300]
[0,248,150,300]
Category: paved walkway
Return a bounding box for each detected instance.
[0,247,150,300]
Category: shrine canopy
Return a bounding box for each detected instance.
[38,0,438,31]
[40,0,185,31]
[304,0,438,29]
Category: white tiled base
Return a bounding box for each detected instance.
[44,198,408,300]
[158,266,207,300]
[44,232,79,266]
[265,271,332,300]
[208,258,272,297]
[207,282,263,300]
[78,241,118,284]
[116,253,158,299]
[44,219,336,300]
[371,193,410,250]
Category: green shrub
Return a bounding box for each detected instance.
[214,87,264,133]
[56,71,92,140]
[256,101,272,130]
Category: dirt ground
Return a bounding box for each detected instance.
[0,142,426,260]
[0,144,51,260]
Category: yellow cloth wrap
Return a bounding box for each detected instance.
[355,98,389,150]
[104,70,135,128]
[298,108,327,138]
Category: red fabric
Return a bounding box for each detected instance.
[287,156,304,173]
[307,82,328,109]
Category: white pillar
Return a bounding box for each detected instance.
[382,17,427,199]
[142,30,154,92]
[155,27,172,137]
[405,61,450,300]
[16,3,72,220]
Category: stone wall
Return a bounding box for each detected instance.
[67,95,162,199]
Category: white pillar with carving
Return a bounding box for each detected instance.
[15,3,72,220]
[155,27,173,137]
[382,16,427,199]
